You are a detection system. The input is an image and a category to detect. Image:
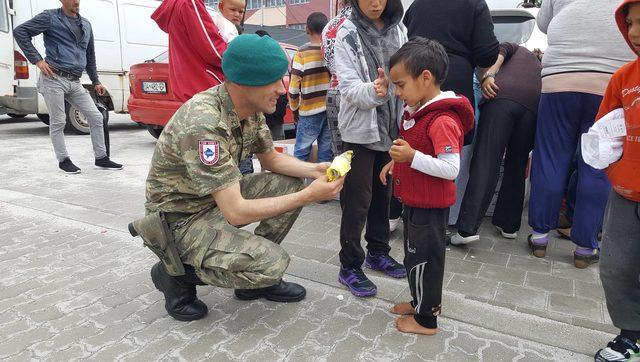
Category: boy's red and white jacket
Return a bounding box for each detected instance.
[594,0,640,202]
[152,0,227,102]
[393,92,474,209]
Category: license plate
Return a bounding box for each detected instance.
[142,81,167,94]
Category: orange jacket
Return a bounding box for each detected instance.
[596,0,640,202]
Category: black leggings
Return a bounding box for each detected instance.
[456,99,536,235]
[403,206,447,329]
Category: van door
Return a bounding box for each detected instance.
[0,0,14,98]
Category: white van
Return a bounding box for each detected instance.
[0,0,169,133]
[0,0,14,114]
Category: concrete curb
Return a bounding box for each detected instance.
[287,255,613,357]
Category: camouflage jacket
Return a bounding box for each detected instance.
[145,84,274,215]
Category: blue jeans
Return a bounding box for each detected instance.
[294,112,333,162]
[528,92,610,249]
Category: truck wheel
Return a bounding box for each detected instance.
[147,126,163,139]
[7,113,27,119]
[37,114,50,125]
[64,101,109,135]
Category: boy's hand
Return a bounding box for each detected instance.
[379,160,394,185]
[389,139,416,163]
[373,68,389,98]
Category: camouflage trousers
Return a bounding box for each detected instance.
[170,173,304,289]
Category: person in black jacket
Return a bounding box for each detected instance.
[266,94,287,141]
[403,0,499,136]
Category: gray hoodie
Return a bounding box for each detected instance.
[334,0,407,149]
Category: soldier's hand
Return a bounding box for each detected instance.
[36,60,54,78]
[312,162,331,179]
[306,175,344,202]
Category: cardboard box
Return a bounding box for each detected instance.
[273,138,318,163]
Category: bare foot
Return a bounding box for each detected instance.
[390,302,416,315]
[395,316,438,335]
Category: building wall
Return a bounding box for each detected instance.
[286,0,331,28]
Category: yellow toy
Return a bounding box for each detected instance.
[326,150,354,181]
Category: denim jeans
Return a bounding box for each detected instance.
[294,111,333,163]
[37,74,107,162]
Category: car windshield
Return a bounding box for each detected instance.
[492,16,536,45]
[151,51,169,63]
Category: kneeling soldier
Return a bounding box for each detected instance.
[130,34,344,321]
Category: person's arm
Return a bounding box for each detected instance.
[13,11,51,65]
[334,31,390,109]
[481,43,517,99]
[257,150,328,179]
[288,51,303,111]
[85,32,100,85]
[536,0,553,34]
[410,152,460,180]
[181,0,227,68]
[471,0,499,69]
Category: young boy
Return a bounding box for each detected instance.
[380,37,474,335]
[588,0,640,360]
[288,12,333,164]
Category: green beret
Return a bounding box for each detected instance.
[222,34,289,86]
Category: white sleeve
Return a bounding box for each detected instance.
[410,151,460,180]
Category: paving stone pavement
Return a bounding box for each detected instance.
[0,115,608,360]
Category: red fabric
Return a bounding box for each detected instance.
[393,95,474,208]
[152,0,227,102]
[595,0,640,202]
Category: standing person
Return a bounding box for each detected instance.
[131,35,344,321]
[451,42,541,244]
[151,0,228,103]
[256,30,287,141]
[402,0,498,141]
[13,0,122,174]
[587,1,640,360]
[526,0,635,268]
[402,0,499,227]
[322,2,352,156]
[380,38,474,335]
[334,0,408,297]
[289,12,332,163]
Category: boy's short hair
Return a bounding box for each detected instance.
[389,37,449,85]
[306,12,329,35]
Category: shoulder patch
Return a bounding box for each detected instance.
[199,140,220,165]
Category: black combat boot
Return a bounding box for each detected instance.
[235,280,306,302]
[151,262,208,321]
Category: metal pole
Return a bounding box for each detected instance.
[261,0,264,27]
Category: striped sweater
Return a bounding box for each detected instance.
[288,44,330,116]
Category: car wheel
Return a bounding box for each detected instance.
[147,126,163,139]
[7,113,27,119]
[64,100,108,135]
[37,114,50,125]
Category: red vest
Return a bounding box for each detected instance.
[393,96,474,208]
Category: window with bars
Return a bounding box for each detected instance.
[289,0,310,4]
[204,0,218,7]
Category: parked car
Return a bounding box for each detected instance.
[0,0,192,133]
[128,44,298,139]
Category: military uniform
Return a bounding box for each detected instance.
[145,84,304,289]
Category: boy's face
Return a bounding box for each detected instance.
[219,0,245,25]
[357,0,387,21]
[390,62,434,108]
[627,3,640,53]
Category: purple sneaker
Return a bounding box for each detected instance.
[364,253,407,278]
[338,267,377,297]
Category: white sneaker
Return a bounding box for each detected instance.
[450,232,479,245]
[389,218,401,232]
[496,226,517,239]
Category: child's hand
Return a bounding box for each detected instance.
[373,68,389,98]
[389,139,416,163]
[379,160,394,185]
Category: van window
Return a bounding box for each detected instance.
[492,16,535,45]
[0,0,9,33]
